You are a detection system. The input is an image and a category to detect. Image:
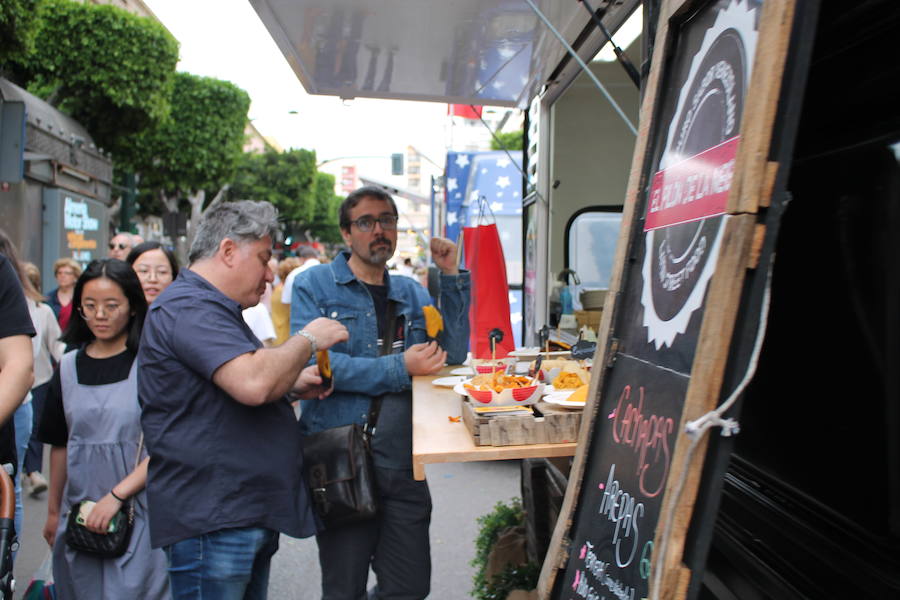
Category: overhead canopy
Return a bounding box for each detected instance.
[358,174,429,208]
[250,0,640,108]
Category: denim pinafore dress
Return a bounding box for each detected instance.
[52,350,168,599]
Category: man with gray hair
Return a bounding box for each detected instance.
[138,200,348,598]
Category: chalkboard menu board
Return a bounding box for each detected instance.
[540,0,803,598]
[565,355,688,598]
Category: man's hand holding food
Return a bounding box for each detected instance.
[404,341,447,376]
[291,317,348,400]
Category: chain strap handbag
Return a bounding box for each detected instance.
[302,302,398,529]
[65,435,143,558]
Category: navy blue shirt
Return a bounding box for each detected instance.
[138,269,316,548]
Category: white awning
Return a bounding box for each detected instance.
[249,0,640,108]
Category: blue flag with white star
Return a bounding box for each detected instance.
[444,151,522,241]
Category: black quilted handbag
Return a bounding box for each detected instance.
[302,422,378,529]
[65,501,133,558]
[65,435,142,558]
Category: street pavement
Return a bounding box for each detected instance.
[13,457,521,599]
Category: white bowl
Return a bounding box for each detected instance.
[453,380,544,407]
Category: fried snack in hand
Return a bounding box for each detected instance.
[317,349,332,388]
[423,305,444,338]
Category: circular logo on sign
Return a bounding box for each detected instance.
[641,0,759,349]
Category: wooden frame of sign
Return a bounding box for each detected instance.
[539,0,802,598]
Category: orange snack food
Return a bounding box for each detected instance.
[566,384,589,404]
[552,371,585,390]
[464,371,535,393]
[317,349,332,387]
[422,305,444,338]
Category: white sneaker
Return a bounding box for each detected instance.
[28,472,48,497]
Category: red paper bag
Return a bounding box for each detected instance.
[463,223,515,358]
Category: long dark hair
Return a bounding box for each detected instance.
[60,259,148,353]
[126,241,180,278]
[0,227,42,302]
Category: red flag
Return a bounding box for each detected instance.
[463,223,515,358]
[449,104,483,120]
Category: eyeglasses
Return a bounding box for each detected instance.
[134,266,172,280]
[348,215,399,232]
[109,243,129,251]
[78,302,124,320]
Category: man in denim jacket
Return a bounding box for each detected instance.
[291,186,470,599]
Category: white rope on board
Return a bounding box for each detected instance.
[649,254,775,600]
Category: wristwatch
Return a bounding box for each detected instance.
[296,329,318,354]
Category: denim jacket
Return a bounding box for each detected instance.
[290,251,470,436]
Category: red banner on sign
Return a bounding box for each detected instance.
[644,136,740,231]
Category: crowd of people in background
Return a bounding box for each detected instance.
[0,187,467,600]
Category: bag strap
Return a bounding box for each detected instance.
[124,433,145,522]
[133,433,144,472]
[365,300,398,437]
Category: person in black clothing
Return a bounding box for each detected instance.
[0,245,36,473]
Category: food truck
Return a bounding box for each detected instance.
[253,0,899,597]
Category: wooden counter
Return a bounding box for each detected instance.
[411,372,578,480]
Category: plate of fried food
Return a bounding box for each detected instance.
[536,362,591,390]
[549,370,587,389]
[452,371,544,406]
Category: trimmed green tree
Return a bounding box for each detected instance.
[490,130,524,152]
[229,148,318,226]
[310,172,343,244]
[124,72,251,244]
[10,0,178,163]
[0,0,43,67]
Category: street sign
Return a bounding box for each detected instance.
[391,152,404,175]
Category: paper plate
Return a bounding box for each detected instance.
[542,385,578,396]
[543,393,586,408]
[508,347,571,360]
[450,367,475,376]
[432,376,467,388]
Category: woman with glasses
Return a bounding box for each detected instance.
[126,242,179,304]
[47,258,82,331]
[37,259,169,599]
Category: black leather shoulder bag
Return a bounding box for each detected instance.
[302,301,398,530]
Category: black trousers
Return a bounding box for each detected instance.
[316,466,432,600]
